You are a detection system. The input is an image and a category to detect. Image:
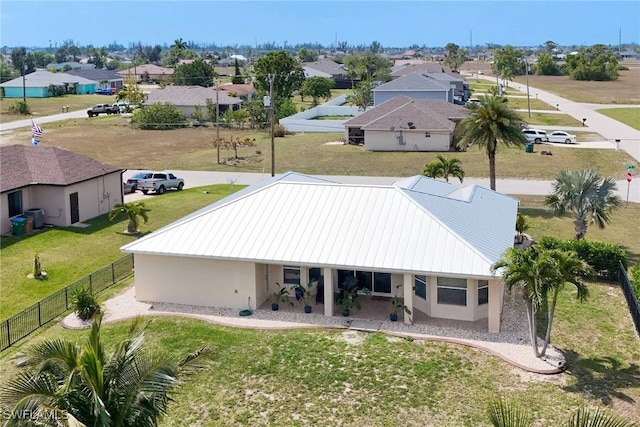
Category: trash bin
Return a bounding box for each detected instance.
[10,216,26,236]
[525,143,534,153]
[25,216,33,234]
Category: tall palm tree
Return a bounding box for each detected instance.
[422,154,465,183]
[545,169,622,240]
[1,314,207,426]
[109,201,149,234]
[492,246,549,357]
[540,249,592,356]
[515,213,530,244]
[457,94,527,190]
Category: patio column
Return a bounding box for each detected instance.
[323,267,333,316]
[488,279,504,333]
[403,273,413,324]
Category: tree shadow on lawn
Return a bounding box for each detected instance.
[562,349,640,406]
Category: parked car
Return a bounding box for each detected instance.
[137,172,184,195]
[95,88,114,95]
[548,130,576,144]
[123,182,135,194]
[126,172,153,191]
[87,104,119,117]
[522,128,549,144]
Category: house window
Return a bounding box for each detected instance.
[414,275,427,300]
[8,191,22,217]
[437,277,467,306]
[424,132,431,138]
[283,266,300,285]
[478,280,489,305]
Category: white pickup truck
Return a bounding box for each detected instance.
[137,172,184,195]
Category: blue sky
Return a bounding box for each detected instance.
[1,1,638,49]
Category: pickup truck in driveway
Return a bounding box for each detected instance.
[87,104,119,117]
[137,172,185,195]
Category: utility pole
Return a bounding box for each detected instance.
[268,74,275,177]
[525,58,531,118]
[22,56,27,104]
[216,79,220,164]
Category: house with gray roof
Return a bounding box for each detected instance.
[65,69,124,92]
[0,70,97,98]
[117,64,174,83]
[373,71,456,105]
[120,171,518,333]
[302,57,353,89]
[343,95,469,151]
[145,85,243,117]
[0,145,123,235]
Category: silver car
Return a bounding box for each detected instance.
[548,130,577,144]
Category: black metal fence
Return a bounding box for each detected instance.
[0,254,134,351]
[618,261,640,337]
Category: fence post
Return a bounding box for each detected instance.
[65,287,68,310]
[38,302,42,326]
[89,273,93,294]
[5,319,10,347]
[112,262,115,284]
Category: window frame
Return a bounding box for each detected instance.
[283,265,301,285]
[436,277,467,306]
[7,190,23,218]
[478,280,489,306]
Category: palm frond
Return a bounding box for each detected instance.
[567,407,638,427]
[486,398,533,427]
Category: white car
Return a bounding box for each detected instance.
[522,128,549,144]
[548,130,576,144]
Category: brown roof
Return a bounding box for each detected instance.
[219,83,255,96]
[145,85,243,106]
[344,96,469,132]
[391,63,452,77]
[117,64,174,76]
[0,145,120,192]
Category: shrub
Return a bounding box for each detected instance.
[131,103,187,130]
[537,236,628,280]
[273,124,286,137]
[629,264,640,297]
[7,100,30,115]
[71,287,101,321]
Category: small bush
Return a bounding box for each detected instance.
[71,287,101,321]
[7,100,30,115]
[537,236,628,280]
[273,124,287,137]
[131,103,187,130]
[630,264,640,298]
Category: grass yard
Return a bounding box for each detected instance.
[0,94,114,123]
[518,112,584,127]
[2,116,637,180]
[504,96,555,110]
[0,184,238,319]
[596,108,640,130]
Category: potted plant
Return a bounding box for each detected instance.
[271,282,292,311]
[299,280,316,313]
[390,285,412,322]
[338,276,370,317]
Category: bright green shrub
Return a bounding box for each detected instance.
[71,287,101,321]
[131,103,187,130]
[629,264,640,297]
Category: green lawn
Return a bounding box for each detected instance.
[0,94,113,123]
[596,108,640,130]
[519,112,584,127]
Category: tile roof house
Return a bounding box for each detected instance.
[117,64,174,83]
[344,95,469,151]
[121,172,518,333]
[0,70,97,98]
[373,71,456,105]
[145,85,243,117]
[0,145,123,235]
[64,69,124,92]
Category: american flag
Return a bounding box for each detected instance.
[31,121,43,138]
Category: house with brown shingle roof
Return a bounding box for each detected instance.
[343,95,469,152]
[145,85,243,117]
[0,145,123,235]
[117,64,174,83]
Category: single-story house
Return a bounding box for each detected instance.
[0,70,97,98]
[423,72,470,104]
[303,57,354,89]
[0,145,123,235]
[391,61,452,74]
[145,85,243,117]
[64,69,124,92]
[45,62,96,71]
[219,83,255,100]
[121,172,517,333]
[373,71,456,105]
[117,64,174,83]
[344,95,469,151]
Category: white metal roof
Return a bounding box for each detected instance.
[121,173,518,278]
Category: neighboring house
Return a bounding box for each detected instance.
[219,83,255,100]
[392,61,452,73]
[121,172,517,333]
[117,64,174,83]
[423,72,470,104]
[372,71,456,105]
[302,57,354,89]
[343,95,469,151]
[0,145,123,235]
[45,62,96,71]
[145,85,243,117]
[64,69,124,92]
[0,70,97,98]
[618,50,639,60]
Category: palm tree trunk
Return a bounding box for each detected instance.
[526,299,540,358]
[541,288,559,356]
[488,146,497,191]
[574,218,587,240]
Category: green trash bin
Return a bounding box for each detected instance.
[11,216,26,236]
[525,143,534,153]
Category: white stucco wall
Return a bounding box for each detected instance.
[134,254,258,309]
[364,130,451,152]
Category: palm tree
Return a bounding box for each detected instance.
[515,213,530,244]
[492,246,549,357]
[422,154,465,183]
[457,94,527,190]
[109,201,149,234]
[545,169,622,240]
[540,249,592,356]
[1,313,207,426]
